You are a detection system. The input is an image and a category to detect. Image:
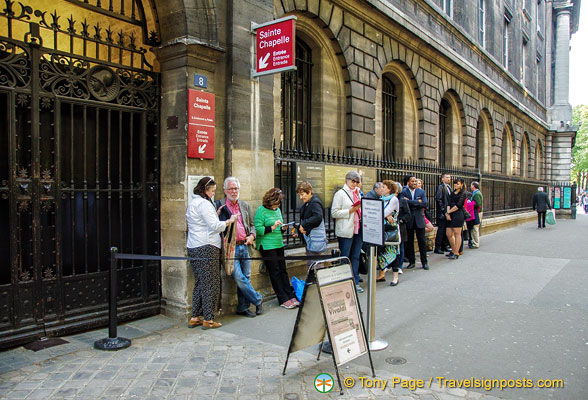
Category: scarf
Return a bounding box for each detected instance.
[349,185,361,235]
[381,194,394,202]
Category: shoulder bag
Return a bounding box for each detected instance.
[303,220,327,253]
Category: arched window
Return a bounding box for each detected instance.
[475,111,493,172]
[520,134,529,177]
[501,126,513,175]
[282,39,312,150]
[382,76,396,160]
[375,63,420,161]
[439,99,449,165]
[535,141,544,179]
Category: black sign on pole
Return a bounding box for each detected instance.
[282,257,375,395]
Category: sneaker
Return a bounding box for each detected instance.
[398,269,403,274]
[356,285,364,293]
[280,299,295,309]
[236,309,256,318]
[290,298,300,307]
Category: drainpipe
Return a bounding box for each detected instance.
[224,0,234,176]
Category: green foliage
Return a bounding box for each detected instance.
[571,105,588,180]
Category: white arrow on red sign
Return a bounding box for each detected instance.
[258,53,270,69]
[198,144,207,154]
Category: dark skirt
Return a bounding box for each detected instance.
[447,209,465,228]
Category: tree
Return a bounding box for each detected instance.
[571,105,588,191]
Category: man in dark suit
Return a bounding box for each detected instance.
[398,175,429,270]
[434,173,452,254]
[532,187,552,229]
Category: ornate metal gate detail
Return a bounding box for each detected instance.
[0,0,160,347]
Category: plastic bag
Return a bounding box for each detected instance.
[291,276,306,302]
[546,209,556,225]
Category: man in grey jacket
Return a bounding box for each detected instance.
[216,177,263,317]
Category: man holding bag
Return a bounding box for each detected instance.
[296,181,327,266]
[216,177,263,318]
[532,187,552,229]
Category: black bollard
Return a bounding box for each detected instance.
[94,247,131,351]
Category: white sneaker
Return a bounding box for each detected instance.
[356,285,364,293]
[398,269,403,274]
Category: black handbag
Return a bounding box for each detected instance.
[384,223,400,243]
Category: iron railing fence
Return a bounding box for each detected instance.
[481,174,548,217]
[273,142,548,248]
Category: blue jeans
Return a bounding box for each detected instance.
[232,245,262,312]
[338,234,363,284]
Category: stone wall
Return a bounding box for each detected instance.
[274,0,549,178]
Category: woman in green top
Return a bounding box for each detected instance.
[254,188,298,309]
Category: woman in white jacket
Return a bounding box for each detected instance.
[186,177,237,329]
[331,170,364,292]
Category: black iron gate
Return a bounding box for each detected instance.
[0,1,161,348]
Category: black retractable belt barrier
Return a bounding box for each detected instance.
[94,247,131,351]
[92,248,334,351]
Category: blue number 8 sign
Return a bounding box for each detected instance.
[194,74,208,88]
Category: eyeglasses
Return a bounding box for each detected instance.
[350,179,360,184]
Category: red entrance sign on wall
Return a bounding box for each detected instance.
[188,89,215,159]
[252,16,296,77]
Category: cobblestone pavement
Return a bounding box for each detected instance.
[0,316,502,400]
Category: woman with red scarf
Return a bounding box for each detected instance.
[331,170,364,293]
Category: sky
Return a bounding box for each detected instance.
[570,4,588,107]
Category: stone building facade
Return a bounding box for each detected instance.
[156,0,580,317]
[0,0,580,343]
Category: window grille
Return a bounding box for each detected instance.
[382,76,397,160]
[281,40,312,150]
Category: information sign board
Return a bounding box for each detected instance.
[554,187,561,209]
[316,265,368,367]
[283,258,374,394]
[361,198,384,247]
[252,16,296,77]
[187,89,215,159]
[295,163,325,208]
[563,187,571,209]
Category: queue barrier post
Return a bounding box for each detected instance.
[366,245,388,351]
[94,247,131,351]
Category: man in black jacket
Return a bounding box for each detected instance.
[434,173,452,254]
[532,187,552,228]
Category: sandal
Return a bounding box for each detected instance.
[188,317,202,328]
[202,320,222,330]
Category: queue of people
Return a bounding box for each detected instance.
[185,172,484,330]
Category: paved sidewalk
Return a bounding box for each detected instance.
[2,215,587,399]
[0,315,499,400]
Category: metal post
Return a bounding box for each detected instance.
[366,246,388,351]
[94,247,131,350]
[572,183,577,219]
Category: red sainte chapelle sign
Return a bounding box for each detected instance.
[253,16,296,77]
[188,89,215,159]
